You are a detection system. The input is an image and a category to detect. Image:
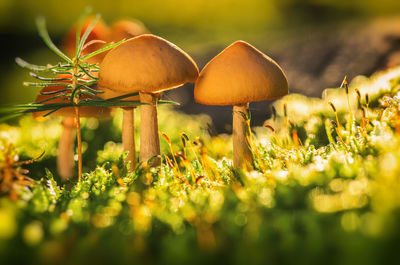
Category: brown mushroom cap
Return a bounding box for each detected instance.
[97,19,148,102]
[98,34,199,94]
[33,74,110,120]
[110,19,148,42]
[194,41,288,106]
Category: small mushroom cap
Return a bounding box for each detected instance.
[63,17,111,64]
[98,34,199,94]
[110,19,148,42]
[194,41,288,106]
[33,74,110,120]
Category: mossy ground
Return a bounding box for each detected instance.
[2,67,400,265]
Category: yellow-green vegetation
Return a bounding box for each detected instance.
[1,66,400,264]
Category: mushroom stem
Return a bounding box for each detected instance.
[57,117,75,180]
[139,92,161,167]
[122,107,136,171]
[74,106,83,181]
[233,104,253,170]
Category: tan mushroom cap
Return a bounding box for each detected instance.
[194,41,288,106]
[33,74,110,120]
[110,19,148,42]
[98,34,199,94]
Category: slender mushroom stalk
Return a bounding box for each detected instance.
[233,104,253,169]
[98,34,198,168]
[74,106,82,180]
[139,92,161,166]
[194,41,288,170]
[122,107,136,169]
[34,74,110,181]
[57,117,75,180]
[97,87,139,171]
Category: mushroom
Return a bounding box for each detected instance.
[36,19,111,180]
[194,41,288,170]
[97,88,139,170]
[92,20,148,171]
[34,74,110,180]
[98,34,198,167]
[110,19,148,42]
[64,17,148,65]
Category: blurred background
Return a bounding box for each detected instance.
[1,0,400,131]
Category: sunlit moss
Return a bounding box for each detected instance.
[0,203,17,240]
[23,221,44,246]
[2,66,400,263]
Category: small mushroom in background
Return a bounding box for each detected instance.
[94,19,148,171]
[58,17,150,172]
[97,87,139,171]
[98,34,199,167]
[39,19,111,180]
[64,17,148,65]
[34,74,110,180]
[110,19,148,42]
[194,41,288,170]
[63,16,111,65]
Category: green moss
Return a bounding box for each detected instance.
[2,67,400,264]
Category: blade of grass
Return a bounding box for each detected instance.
[43,107,62,117]
[158,100,180,105]
[15,57,48,71]
[89,64,99,69]
[0,102,73,113]
[23,82,72,87]
[77,90,103,100]
[36,16,72,63]
[30,72,72,82]
[51,70,73,75]
[78,64,97,80]
[81,39,125,61]
[103,92,139,101]
[77,79,97,86]
[78,100,149,107]
[31,103,73,109]
[75,7,93,58]
[0,112,25,122]
[82,39,106,53]
[16,58,72,72]
[79,84,103,94]
[70,86,80,104]
[40,88,72,96]
[76,14,101,59]
[36,94,70,104]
